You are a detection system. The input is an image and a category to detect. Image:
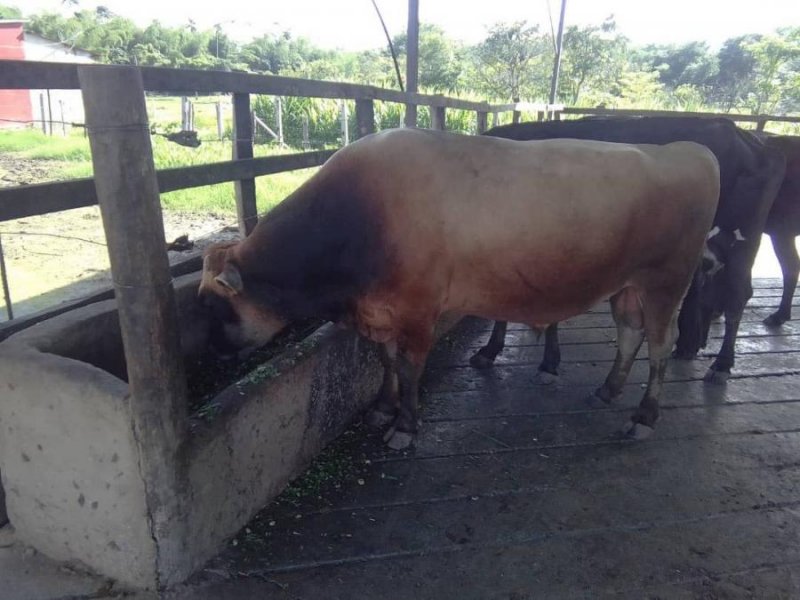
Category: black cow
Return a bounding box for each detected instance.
[470,117,786,383]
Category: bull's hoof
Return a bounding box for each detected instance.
[384,429,414,450]
[469,351,496,369]
[703,368,730,385]
[763,312,789,328]
[620,420,655,441]
[534,370,559,385]
[366,408,395,428]
[585,391,612,409]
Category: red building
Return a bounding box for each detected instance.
[0,20,95,130]
[0,21,32,126]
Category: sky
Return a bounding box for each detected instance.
[18,0,800,51]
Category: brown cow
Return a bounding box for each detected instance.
[199,128,720,449]
[762,135,800,327]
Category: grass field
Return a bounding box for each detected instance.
[0,125,318,215]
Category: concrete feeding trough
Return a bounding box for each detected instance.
[0,272,460,589]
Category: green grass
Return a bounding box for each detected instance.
[0,129,92,161]
[0,127,318,216]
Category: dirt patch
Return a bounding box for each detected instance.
[0,157,240,320]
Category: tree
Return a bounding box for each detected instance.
[710,35,760,111]
[392,24,465,93]
[558,18,628,105]
[744,28,800,113]
[0,3,21,18]
[471,21,550,102]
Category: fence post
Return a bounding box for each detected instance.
[78,64,189,580]
[492,111,500,128]
[430,105,446,131]
[0,233,12,320]
[302,114,310,149]
[232,92,258,236]
[39,93,47,134]
[341,101,350,145]
[355,99,375,139]
[275,97,284,146]
[476,110,488,134]
[59,99,66,136]
[216,101,224,140]
[756,117,767,132]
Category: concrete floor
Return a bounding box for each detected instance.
[5,278,800,599]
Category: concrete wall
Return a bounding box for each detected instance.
[0,271,461,589]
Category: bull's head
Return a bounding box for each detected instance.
[198,242,287,356]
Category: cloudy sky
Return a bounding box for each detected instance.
[19,0,800,50]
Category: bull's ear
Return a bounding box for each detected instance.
[215,263,243,295]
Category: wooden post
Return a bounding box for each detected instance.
[232,92,257,236]
[275,97,284,146]
[0,233,12,320]
[430,105,446,131]
[181,96,188,130]
[756,118,767,132]
[216,101,223,140]
[341,101,350,145]
[537,110,545,122]
[46,89,54,135]
[355,99,375,139]
[38,94,46,134]
[189,100,195,131]
[302,114,310,149]
[78,65,188,580]
[404,0,419,128]
[59,99,67,136]
[476,111,488,134]
[492,111,500,127]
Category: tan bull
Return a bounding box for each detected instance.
[199,128,720,449]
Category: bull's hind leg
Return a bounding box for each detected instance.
[587,288,645,407]
[366,342,399,428]
[705,265,752,384]
[623,290,681,440]
[470,320,507,368]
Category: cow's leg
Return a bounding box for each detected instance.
[534,323,561,384]
[587,288,645,407]
[469,320,508,369]
[384,324,434,450]
[366,341,399,428]
[674,272,702,359]
[624,291,680,440]
[705,269,752,384]
[764,233,799,327]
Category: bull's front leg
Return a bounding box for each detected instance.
[365,341,399,428]
[469,320,507,368]
[383,323,434,451]
[763,232,799,327]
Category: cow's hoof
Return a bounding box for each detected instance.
[469,352,495,369]
[385,430,414,450]
[620,420,654,441]
[763,313,789,328]
[366,408,395,428]
[703,368,730,385]
[585,391,611,409]
[534,370,559,385]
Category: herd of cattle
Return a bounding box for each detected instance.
[199,116,800,450]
